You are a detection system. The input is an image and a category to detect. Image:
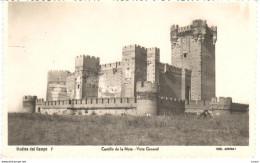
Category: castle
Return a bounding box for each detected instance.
[23,19,249,116]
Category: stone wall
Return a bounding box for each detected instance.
[170,19,217,100]
[136,81,158,115]
[74,55,100,99]
[66,73,75,99]
[185,97,249,114]
[98,62,122,97]
[201,26,216,100]
[46,70,69,101]
[158,63,190,99]
[157,97,185,115]
[23,95,37,113]
[121,45,147,97]
[147,48,160,83]
[36,97,137,115]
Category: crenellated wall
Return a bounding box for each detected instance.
[231,103,249,112]
[35,97,137,115]
[99,62,122,71]
[157,97,185,115]
[185,97,249,114]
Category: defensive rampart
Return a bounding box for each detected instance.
[157,97,185,115]
[185,97,249,114]
[36,97,137,115]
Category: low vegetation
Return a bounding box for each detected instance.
[8,112,249,145]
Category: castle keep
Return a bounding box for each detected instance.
[23,19,249,115]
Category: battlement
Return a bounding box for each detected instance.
[75,55,100,61]
[147,47,160,52]
[36,98,44,105]
[186,99,211,106]
[170,24,179,31]
[48,70,70,73]
[136,81,158,93]
[217,96,232,104]
[186,97,232,106]
[192,19,207,26]
[47,70,69,82]
[122,44,147,52]
[36,98,44,102]
[170,19,215,42]
[185,97,249,113]
[178,25,192,33]
[99,62,122,70]
[159,62,183,74]
[41,97,137,107]
[159,96,184,103]
[23,95,37,101]
[157,96,185,115]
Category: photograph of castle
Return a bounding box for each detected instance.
[22,19,249,116]
[6,2,253,147]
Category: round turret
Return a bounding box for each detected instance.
[136,81,158,116]
[23,95,37,113]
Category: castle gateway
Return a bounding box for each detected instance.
[23,19,249,116]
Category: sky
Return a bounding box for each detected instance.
[5,2,255,112]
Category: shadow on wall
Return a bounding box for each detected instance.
[159,71,179,98]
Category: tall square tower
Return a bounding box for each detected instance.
[170,20,217,100]
[147,47,160,83]
[121,45,147,97]
[74,55,100,99]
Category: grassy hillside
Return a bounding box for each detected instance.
[8,113,249,145]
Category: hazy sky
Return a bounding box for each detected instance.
[5,2,254,112]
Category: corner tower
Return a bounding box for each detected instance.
[23,95,37,113]
[170,19,217,100]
